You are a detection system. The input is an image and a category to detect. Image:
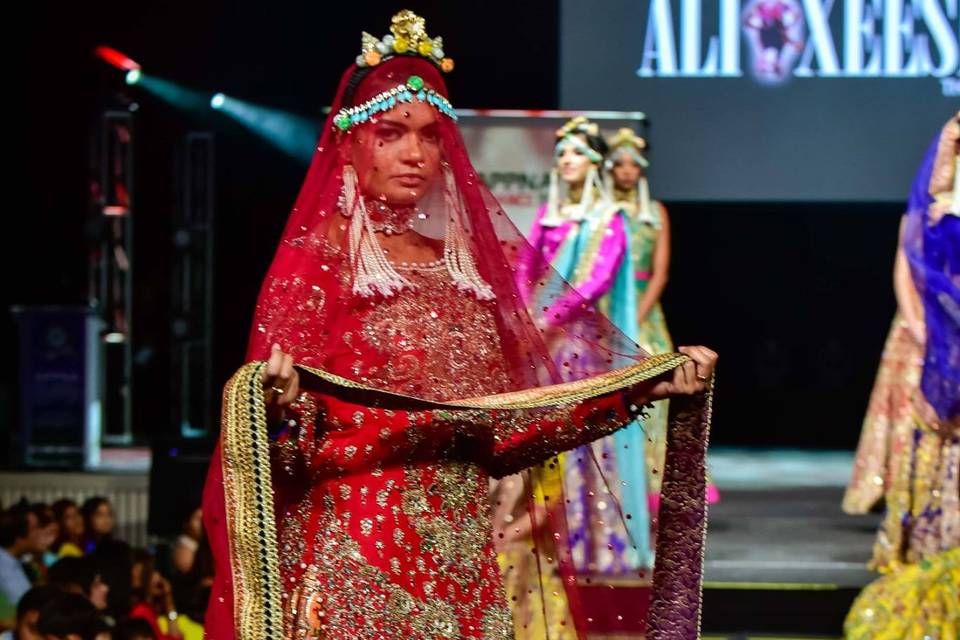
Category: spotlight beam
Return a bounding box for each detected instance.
[209,94,318,163]
[133,75,212,112]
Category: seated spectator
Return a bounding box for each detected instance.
[0,585,60,640]
[169,510,201,578]
[46,558,109,612]
[50,502,83,559]
[0,506,38,606]
[22,505,58,580]
[167,508,210,626]
[88,540,132,621]
[129,552,191,640]
[36,593,110,640]
[79,500,114,556]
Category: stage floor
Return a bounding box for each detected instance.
[704,448,879,588]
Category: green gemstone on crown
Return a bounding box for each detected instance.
[334,114,351,131]
[406,75,424,91]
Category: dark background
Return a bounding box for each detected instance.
[6,0,904,464]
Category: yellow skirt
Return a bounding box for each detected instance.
[845,548,960,640]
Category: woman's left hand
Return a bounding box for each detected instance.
[646,345,718,402]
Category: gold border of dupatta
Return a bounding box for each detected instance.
[221,362,284,640]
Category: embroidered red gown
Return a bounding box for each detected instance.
[204,43,711,640]
[258,255,638,638]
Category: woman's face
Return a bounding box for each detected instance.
[16,609,42,640]
[185,507,203,540]
[131,560,145,590]
[611,152,643,191]
[61,505,84,539]
[349,101,443,206]
[33,521,58,553]
[557,135,594,186]
[89,574,109,611]
[90,503,114,537]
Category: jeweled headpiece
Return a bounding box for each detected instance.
[554,117,604,164]
[605,127,649,170]
[543,117,611,226]
[356,10,454,74]
[333,74,456,132]
[555,116,600,139]
[334,11,458,133]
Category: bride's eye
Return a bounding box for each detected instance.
[375,125,402,142]
[420,125,441,144]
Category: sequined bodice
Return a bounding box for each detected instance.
[277,267,517,638]
[351,265,512,400]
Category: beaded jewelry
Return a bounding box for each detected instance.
[339,164,495,301]
[333,75,457,133]
[355,10,454,74]
[340,164,415,298]
[337,185,424,236]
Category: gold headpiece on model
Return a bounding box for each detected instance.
[355,10,454,73]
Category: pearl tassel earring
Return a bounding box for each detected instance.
[542,166,562,227]
[341,165,414,298]
[581,164,611,219]
[580,165,597,216]
[442,166,495,300]
[637,176,660,228]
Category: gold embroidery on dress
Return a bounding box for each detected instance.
[287,489,463,639]
[402,463,491,587]
[359,269,511,400]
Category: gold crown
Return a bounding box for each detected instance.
[356,10,454,73]
[556,116,599,139]
[608,128,647,152]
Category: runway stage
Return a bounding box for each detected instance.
[583,449,877,639]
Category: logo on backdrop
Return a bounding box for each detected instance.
[743,0,806,83]
[637,0,960,95]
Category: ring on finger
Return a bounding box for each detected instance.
[271,386,285,395]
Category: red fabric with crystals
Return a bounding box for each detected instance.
[203,54,659,639]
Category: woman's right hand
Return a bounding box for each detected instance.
[262,344,300,412]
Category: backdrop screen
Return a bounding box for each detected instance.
[560,0,959,202]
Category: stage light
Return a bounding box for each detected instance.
[209,94,317,162]
[108,60,211,116]
[95,46,141,71]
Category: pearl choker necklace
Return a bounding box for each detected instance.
[338,187,427,235]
